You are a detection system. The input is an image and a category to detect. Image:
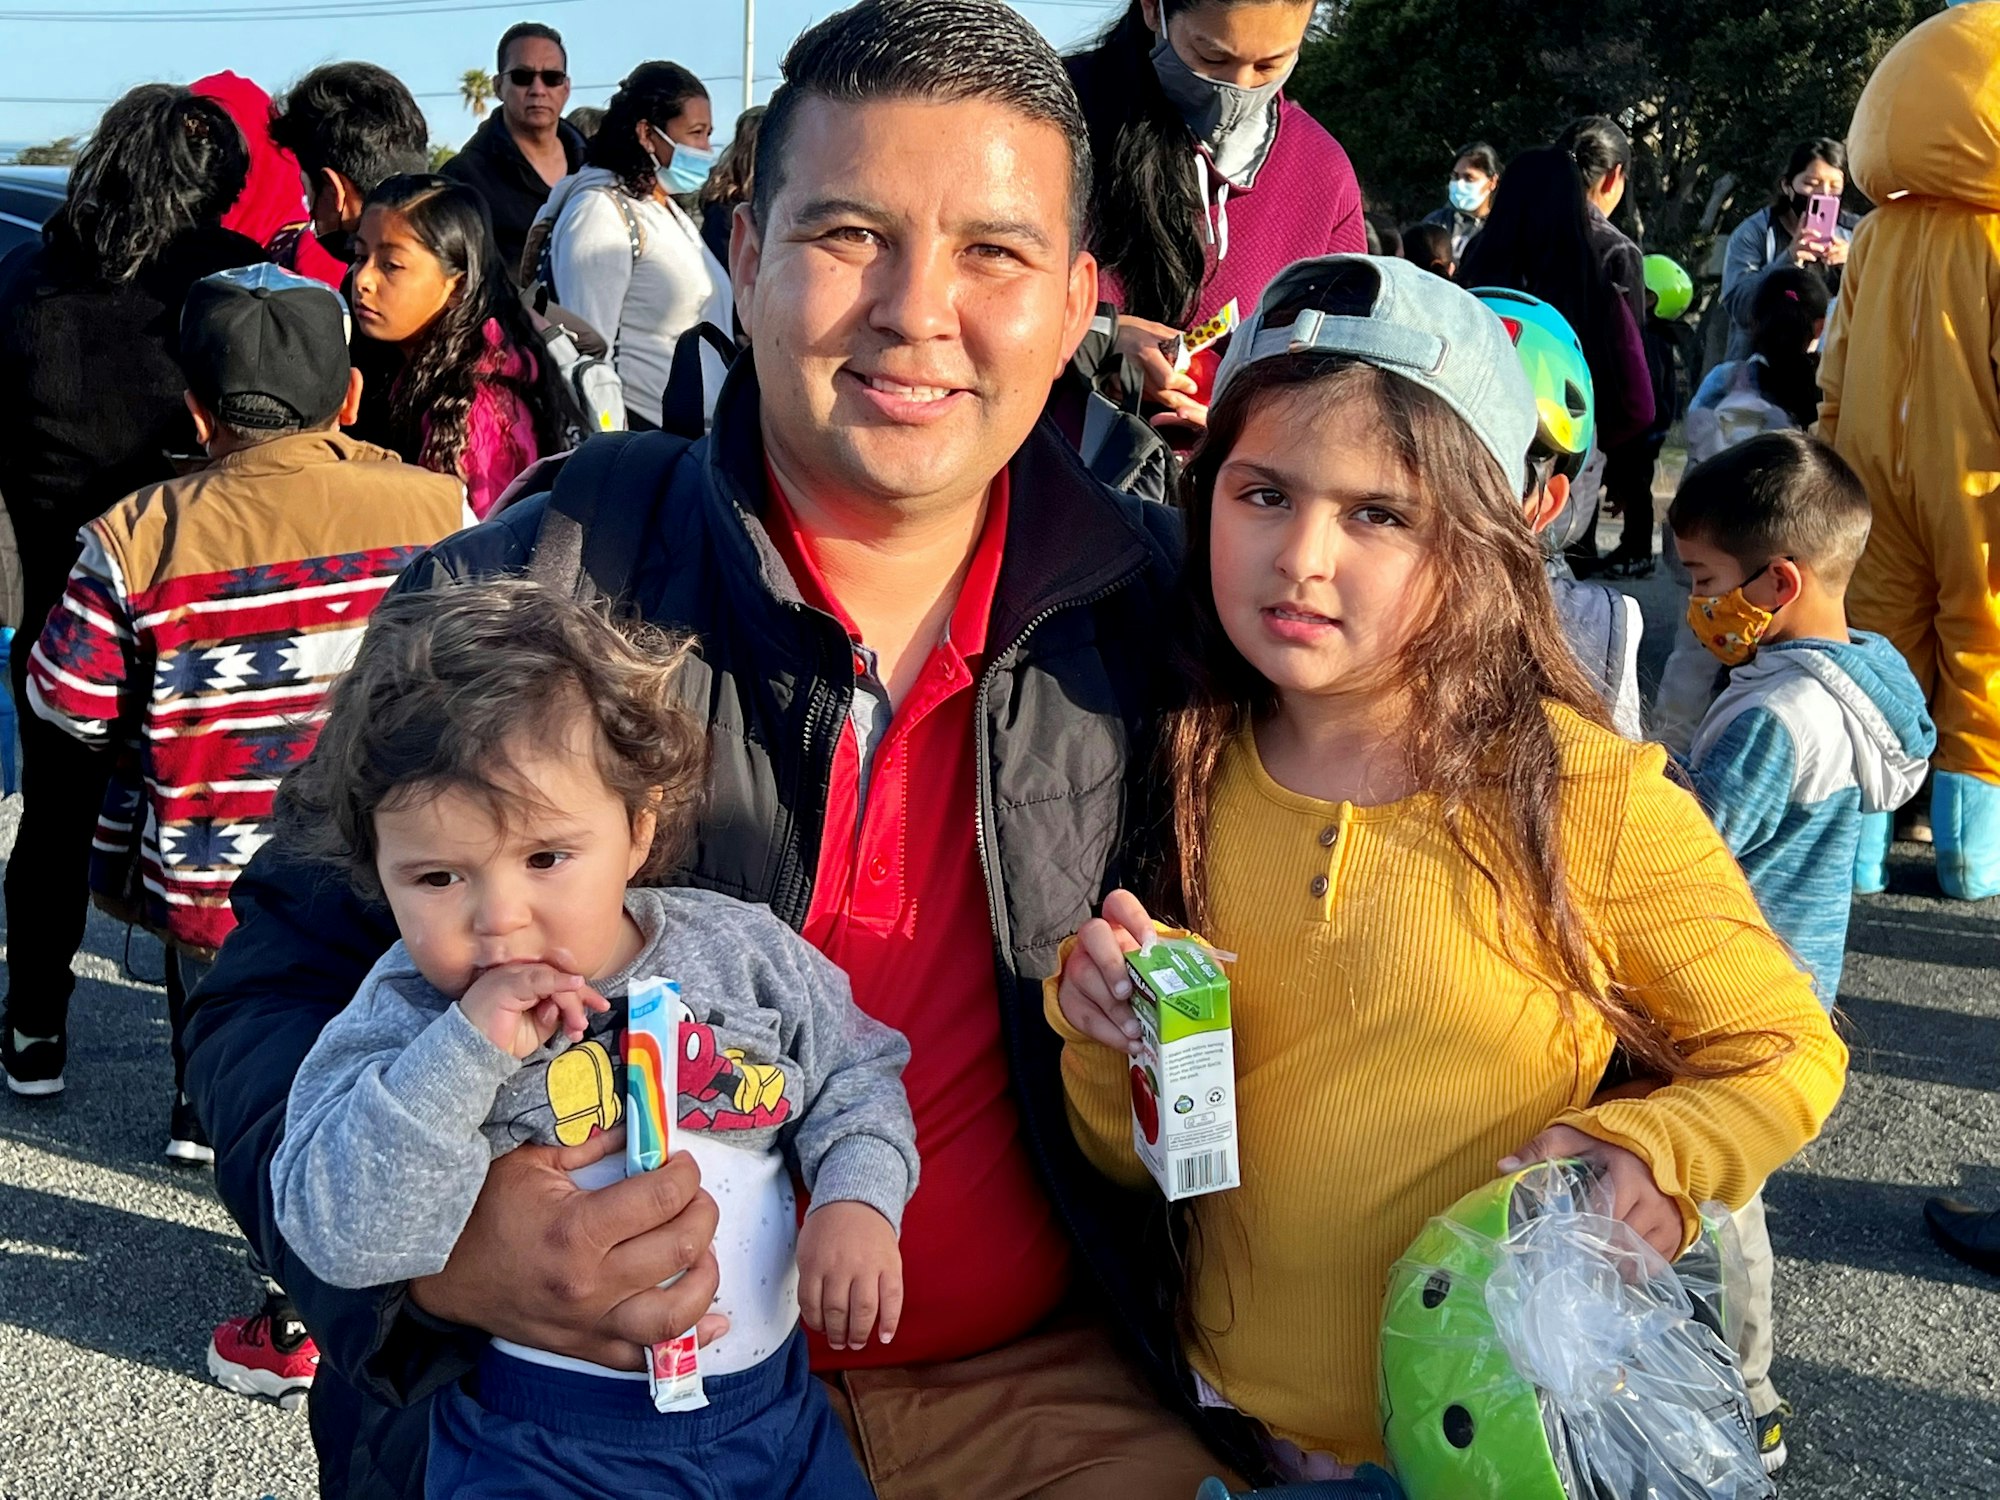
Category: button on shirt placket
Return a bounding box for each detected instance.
[1309,810,1349,921]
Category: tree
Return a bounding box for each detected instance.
[429,144,458,171]
[1291,0,1937,267]
[14,136,79,166]
[460,67,493,119]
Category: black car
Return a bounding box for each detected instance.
[0,164,65,261]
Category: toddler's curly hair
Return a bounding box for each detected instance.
[281,578,707,896]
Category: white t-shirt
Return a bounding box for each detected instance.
[549,181,732,427]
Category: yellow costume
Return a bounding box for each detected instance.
[1046,711,1845,1464]
[1818,3,2000,894]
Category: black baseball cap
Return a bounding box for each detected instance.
[179,265,353,431]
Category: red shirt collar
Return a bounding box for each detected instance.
[762,463,1010,660]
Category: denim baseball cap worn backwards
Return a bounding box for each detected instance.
[1211,254,1540,489]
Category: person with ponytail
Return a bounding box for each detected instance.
[0,83,263,1101]
[1065,0,1364,428]
[350,174,567,516]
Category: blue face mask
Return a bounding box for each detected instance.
[652,129,716,195]
[1448,178,1489,214]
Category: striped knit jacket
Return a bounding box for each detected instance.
[27,431,472,956]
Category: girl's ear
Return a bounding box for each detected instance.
[443,270,466,309]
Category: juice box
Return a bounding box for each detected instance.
[1124,938,1239,1201]
[625,976,707,1412]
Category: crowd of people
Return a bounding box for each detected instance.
[0,1,1996,1497]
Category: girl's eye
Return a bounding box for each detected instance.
[415,870,457,889]
[1243,486,1289,509]
[1355,504,1406,528]
[527,850,570,871]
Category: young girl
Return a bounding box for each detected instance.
[1688,265,1831,453]
[350,174,567,516]
[270,580,915,1499]
[1048,255,1846,1482]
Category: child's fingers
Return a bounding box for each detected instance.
[1061,989,1139,1055]
[845,1272,879,1350]
[820,1279,850,1351]
[877,1269,904,1346]
[1100,889,1158,952]
[549,988,596,1040]
[797,1271,824,1334]
[580,984,611,1014]
[1075,920,1138,996]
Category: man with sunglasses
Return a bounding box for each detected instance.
[443,21,585,280]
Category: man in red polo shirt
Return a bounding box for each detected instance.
[183,2,1221,1495]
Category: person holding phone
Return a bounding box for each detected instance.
[1721,137,1858,363]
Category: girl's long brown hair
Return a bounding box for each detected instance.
[1164,354,1755,1084]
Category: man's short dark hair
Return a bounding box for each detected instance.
[1668,430,1873,590]
[214,392,317,446]
[752,0,1090,248]
[271,62,429,194]
[497,21,566,75]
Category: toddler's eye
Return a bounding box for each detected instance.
[527,850,570,871]
[415,870,457,889]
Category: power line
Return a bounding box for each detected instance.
[0,0,582,20]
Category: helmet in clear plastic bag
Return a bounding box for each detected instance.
[1643,255,1694,322]
[1379,1159,1772,1500]
[1467,287,1595,480]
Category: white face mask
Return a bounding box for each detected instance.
[1149,28,1292,185]
[1448,178,1489,214]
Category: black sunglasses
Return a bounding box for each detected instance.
[504,68,568,88]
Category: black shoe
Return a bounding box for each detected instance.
[1755,1405,1790,1475]
[2,1025,66,1097]
[1925,1197,2000,1276]
[164,1092,213,1165]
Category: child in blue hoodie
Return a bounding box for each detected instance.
[1668,428,1934,1472]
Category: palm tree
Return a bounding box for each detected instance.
[460,67,493,119]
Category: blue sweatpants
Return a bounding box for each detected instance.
[426,1330,874,1499]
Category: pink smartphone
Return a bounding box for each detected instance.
[1803,192,1841,242]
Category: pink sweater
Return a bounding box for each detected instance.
[1100,98,1367,330]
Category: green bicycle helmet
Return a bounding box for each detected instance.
[1467,288,1595,480]
[1380,1160,1770,1500]
[1643,254,1694,322]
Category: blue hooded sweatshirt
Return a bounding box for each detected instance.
[1685,631,1935,1005]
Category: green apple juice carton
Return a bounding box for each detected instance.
[1123,937,1239,1201]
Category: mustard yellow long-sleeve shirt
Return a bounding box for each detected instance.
[1047,709,1847,1464]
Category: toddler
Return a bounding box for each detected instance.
[270,579,917,1499]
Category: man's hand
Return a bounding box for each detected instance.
[797,1200,903,1351]
[409,1126,729,1370]
[457,962,607,1060]
[1499,1122,1683,1259]
[1056,888,1158,1055]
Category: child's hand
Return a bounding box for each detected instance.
[797,1200,903,1351]
[1499,1123,1683,1259]
[457,962,609,1060]
[1056,888,1158,1056]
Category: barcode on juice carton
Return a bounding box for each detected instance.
[1176,1150,1234,1196]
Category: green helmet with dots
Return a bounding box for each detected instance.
[1466,287,1595,480]
[1379,1160,1770,1500]
[1643,254,1694,321]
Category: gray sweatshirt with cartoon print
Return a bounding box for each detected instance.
[271,886,918,1290]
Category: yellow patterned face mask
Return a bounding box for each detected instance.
[1685,566,1776,666]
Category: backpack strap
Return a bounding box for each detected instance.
[602,187,645,265]
[528,429,693,606]
[661,321,738,438]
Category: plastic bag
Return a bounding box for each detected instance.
[1380,1160,1772,1500]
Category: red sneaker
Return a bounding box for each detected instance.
[207,1291,318,1411]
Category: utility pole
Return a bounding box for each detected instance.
[743,0,756,116]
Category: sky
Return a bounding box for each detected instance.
[0,0,1121,154]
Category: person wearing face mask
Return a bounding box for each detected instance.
[1720,138,1857,365]
[536,61,732,429]
[1065,0,1364,431]
[1421,140,1499,261]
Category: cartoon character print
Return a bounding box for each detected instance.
[545,1040,621,1147]
[674,996,793,1133]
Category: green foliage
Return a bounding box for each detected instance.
[1292,0,1937,266]
[428,143,459,171]
[14,136,79,166]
